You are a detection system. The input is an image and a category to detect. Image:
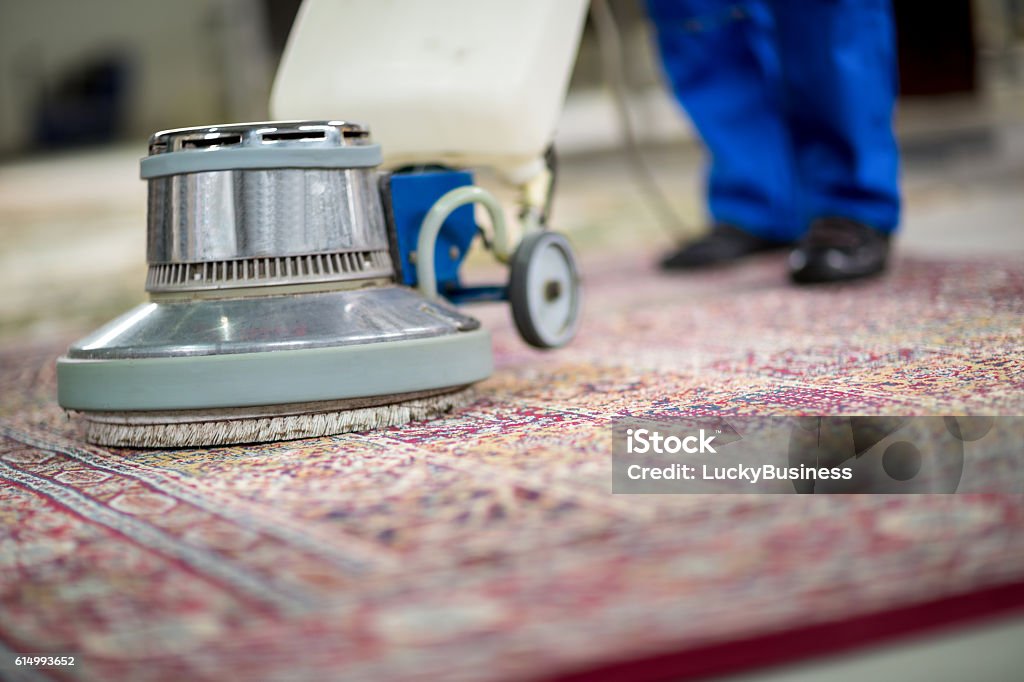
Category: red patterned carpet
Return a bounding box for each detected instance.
[2,251,1024,681]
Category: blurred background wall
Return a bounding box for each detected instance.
[0,0,275,154]
[0,0,1023,156]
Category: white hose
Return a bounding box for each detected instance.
[416,185,512,299]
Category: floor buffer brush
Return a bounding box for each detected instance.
[56,121,580,448]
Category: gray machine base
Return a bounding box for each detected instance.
[57,328,493,412]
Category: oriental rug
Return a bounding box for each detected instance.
[1,252,1023,681]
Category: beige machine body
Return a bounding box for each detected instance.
[270,0,588,184]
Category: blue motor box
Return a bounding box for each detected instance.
[382,169,478,295]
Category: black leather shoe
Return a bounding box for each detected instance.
[789,217,891,284]
[661,225,794,270]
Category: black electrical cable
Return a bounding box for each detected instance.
[589,0,693,241]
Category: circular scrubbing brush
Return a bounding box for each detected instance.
[78,390,476,449]
[56,121,492,447]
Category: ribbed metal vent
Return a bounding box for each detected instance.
[141,121,395,297]
[146,249,393,293]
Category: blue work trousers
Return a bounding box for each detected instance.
[647,0,901,240]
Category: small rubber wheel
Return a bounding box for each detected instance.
[509,231,581,349]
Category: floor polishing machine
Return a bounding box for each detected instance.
[56,0,589,447]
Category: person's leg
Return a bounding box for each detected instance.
[647,0,803,265]
[772,0,900,282]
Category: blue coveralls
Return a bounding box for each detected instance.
[647,0,901,242]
